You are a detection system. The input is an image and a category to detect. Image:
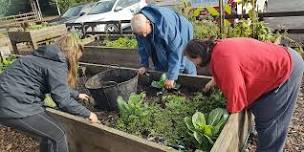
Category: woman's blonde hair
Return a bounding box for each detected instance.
[57,33,83,88]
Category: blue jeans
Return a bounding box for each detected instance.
[250,48,304,152]
[0,112,68,152]
[180,56,197,75]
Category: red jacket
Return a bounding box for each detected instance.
[211,38,292,113]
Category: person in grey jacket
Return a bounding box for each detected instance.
[0,33,98,152]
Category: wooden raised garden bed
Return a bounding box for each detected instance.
[81,46,139,68]
[8,24,67,54]
[81,38,141,68]
[47,63,253,152]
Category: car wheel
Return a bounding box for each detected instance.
[105,24,120,33]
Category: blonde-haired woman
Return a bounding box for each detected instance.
[0,33,98,152]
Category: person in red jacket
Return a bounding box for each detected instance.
[184,38,304,151]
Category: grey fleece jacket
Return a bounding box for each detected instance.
[0,44,91,118]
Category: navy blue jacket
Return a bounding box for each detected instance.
[0,45,90,118]
[137,5,196,80]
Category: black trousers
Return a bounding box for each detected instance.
[0,112,68,152]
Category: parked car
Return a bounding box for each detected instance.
[49,3,95,24]
[73,0,147,32]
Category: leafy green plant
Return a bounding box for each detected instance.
[151,73,181,90]
[193,20,219,39]
[115,92,154,136]
[114,90,227,151]
[192,89,226,114]
[27,22,51,31]
[184,108,229,151]
[103,37,137,48]
[44,94,57,108]
[152,95,196,149]
[0,54,16,73]
[0,0,11,17]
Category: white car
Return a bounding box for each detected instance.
[235,0,268,14]
[74,0,147,32]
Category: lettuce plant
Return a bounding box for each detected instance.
[184,108,229,151]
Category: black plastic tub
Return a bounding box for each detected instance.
[85,69,138,111]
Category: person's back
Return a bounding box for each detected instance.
[140,6,193,44]
[0,45,64,118]
[211,38,292,112]
[133,5,196,85]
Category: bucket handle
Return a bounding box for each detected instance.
[105,64,121,71]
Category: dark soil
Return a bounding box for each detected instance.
[0,127,39,152]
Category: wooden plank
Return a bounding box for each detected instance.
[46,108,176,152]
[211,110,253,152]
[8,32,32,43]
[30,24,66,41]
[78,62,212,90]
[7,25,66,52]
[0,46,12,59]
[81,46,213,76]
[225,10,304,19]
[81,46,140,68]
[0,12,36,21]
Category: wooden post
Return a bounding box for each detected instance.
[219,0,224,38]
[35,0,43,20]
[55,0,61,15]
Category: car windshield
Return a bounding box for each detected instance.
[88,0,116,14]
[62,5,84,18]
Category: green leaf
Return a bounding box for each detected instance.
[203,134,214,145]
[207,108,225,126]
[199,135,213,151]
[117,96,129,112]
[213,110,229,135]
[193,131,203,144]
[192,112,206,129]
[43,94,57,108]
[184,117,196,132]
[160,73,167,81]
[151,81,162,89]
[200,125,214,137]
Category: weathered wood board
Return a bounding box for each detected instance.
[81,46,140,68]
[8,24,66,54]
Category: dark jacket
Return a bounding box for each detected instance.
[0,45,90,118]
[137,5,196,80]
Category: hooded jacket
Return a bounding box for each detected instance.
[0,44,90,118]
[137,5,196,80]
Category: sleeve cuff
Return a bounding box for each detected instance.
[70,89,79,99]
[167,72,179,80]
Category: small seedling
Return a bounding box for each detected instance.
[151,73,181,93]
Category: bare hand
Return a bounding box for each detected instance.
[203,77,216,92]
[89,112,99,123]
[78,94,90,102]
[138,67,147,75]
[164,80,175,89]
